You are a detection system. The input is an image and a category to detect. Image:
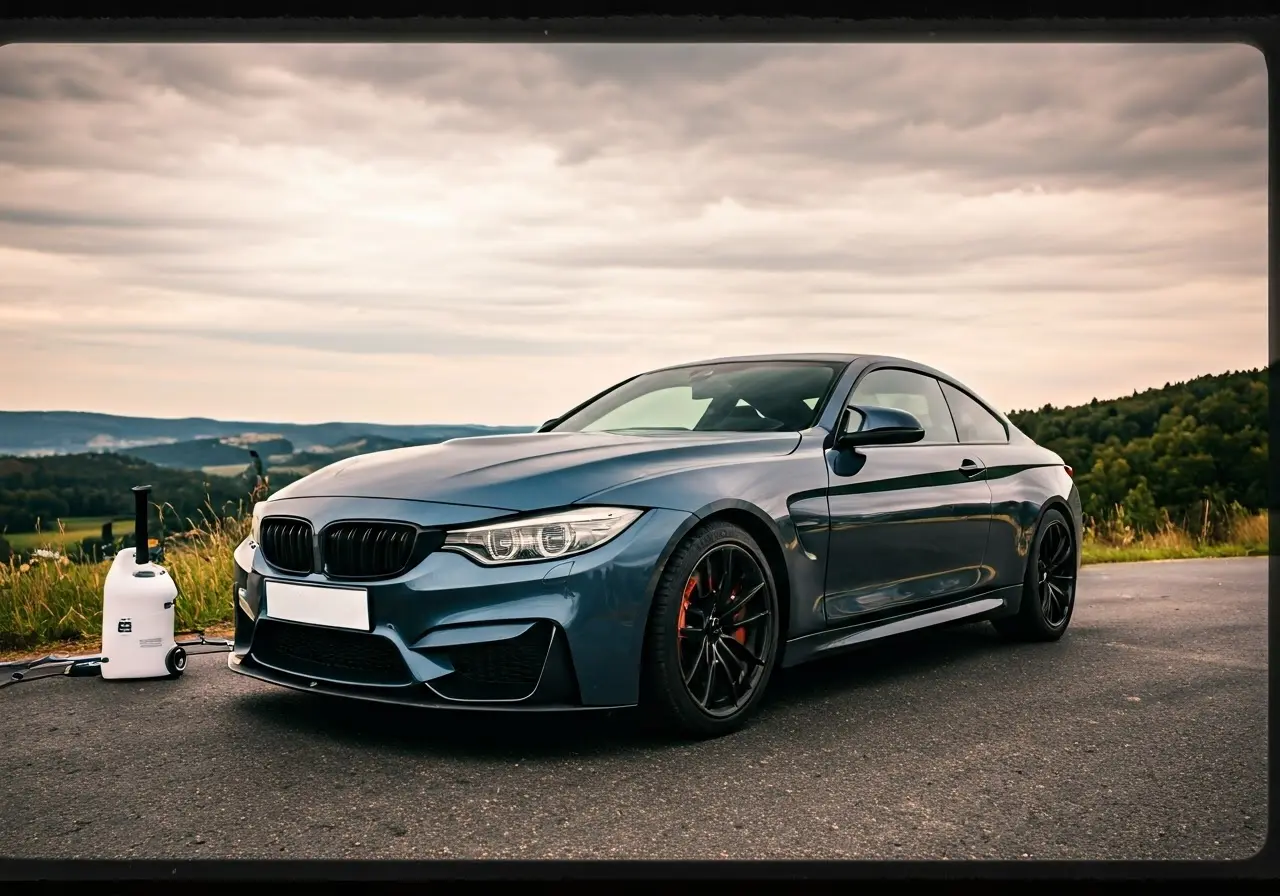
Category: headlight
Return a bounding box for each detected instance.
[441,506,644,565]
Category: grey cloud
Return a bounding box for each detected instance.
[551,43,810,88]
[529,43,1269,196]
[7,317,606,359]
[0,222,274,270]
[0,203,272,233]
[0,42,1265,423]
[517,227,1264,283]
[0,44,289,104]
[0,53,117,101]
[160,326,601,358]
[0,43,1264,197]
[813,276,1191,297]
[695,298,975,326]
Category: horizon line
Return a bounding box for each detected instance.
[0,409,535,429]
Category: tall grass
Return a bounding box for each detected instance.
[0,496,1269,655]
[1081,501,1268,564]
[0,497,252,652]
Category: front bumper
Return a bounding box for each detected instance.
[228,500,691,710]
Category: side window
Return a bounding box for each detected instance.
[849,368,958,444]
[939,381,1009,443]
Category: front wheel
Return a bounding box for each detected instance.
[640,522,780,739]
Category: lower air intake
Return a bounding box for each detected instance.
[427,622,556,702]
[250,619,410,686]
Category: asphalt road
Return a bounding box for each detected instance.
[0,557,1267,861]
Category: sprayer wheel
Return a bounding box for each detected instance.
[165,646,187,679]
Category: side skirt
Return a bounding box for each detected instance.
[780,584,1021,669]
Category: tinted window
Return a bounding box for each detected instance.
[940,381,1009,443]
[849,368,958,444]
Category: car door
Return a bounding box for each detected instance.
[936,377,1023,591]
[822,366,994,625]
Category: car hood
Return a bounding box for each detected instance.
[269,430,802,512]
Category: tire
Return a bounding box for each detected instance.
[165,646,187,679]
[993,507,1078,642]
[640,521,781,739]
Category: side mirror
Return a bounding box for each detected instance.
[836,404,926,448]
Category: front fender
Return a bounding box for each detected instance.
[576,434,834,640]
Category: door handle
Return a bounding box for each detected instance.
[959,458,985,477]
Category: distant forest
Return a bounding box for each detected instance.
[0,366,1267,547]
[1008,367,1266,537]
[0,453,293,537]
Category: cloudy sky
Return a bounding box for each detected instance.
[0,42,1266,426]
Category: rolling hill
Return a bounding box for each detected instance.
[0,452,275,539]
[125,437,296,470]
[0,411,531,456]
[120,432,474,476]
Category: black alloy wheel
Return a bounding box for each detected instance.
[676,543,774,718]
[641,522,780,738]
[993,507,1078,642]
[1036,517,1075,629]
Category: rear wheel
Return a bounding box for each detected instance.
[993,507,1077,642]
[640,522,780,738]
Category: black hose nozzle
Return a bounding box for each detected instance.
[132,484,151,566]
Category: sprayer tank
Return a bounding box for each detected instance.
[100,547,178,679]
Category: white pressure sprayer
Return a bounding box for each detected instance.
[0,484,231,690]
[100,485,187,680]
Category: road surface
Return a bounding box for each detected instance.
[0,557,1267,861]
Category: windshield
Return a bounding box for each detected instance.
[549,361,846,434]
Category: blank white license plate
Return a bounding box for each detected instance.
[264,580,370,631]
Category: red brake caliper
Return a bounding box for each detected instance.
[677,575,698,640]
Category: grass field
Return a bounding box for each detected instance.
[1,504,246,654]
[202,464,252,478]
[1080,541,1266,564]
[4,517,135,552]
[0,503,1267,660]
[1081,506,1268,565]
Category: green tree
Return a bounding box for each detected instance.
[1008,367,1267,534]
[1120,478,1161,534]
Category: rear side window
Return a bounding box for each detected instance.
[849,367,958,444]
[940,381,1009,443]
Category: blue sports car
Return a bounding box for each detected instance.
[229,354,1082,737]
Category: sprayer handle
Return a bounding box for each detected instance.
[132,485,153,566]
